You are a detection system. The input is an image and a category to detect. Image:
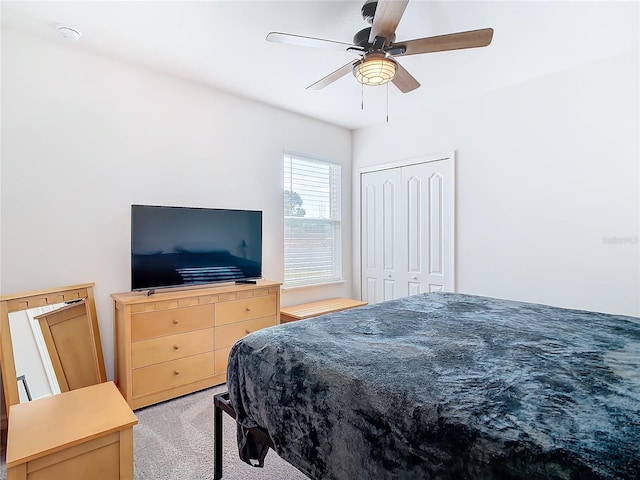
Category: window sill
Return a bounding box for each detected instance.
[281,280,345,292]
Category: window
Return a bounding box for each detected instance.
[283,153,342,288]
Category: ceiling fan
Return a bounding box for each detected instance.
[266,0,494,93]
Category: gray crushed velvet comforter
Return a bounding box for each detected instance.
[226,293,640,479]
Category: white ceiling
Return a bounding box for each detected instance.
[2,1,638,130]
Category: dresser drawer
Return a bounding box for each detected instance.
[132,329,214,369]
[132,304,213,341]
[215,295,277,326]
[132,352,214,397]
[215,316,276,350]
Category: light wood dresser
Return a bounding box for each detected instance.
[6,381,137,480]
[111,280,281,409]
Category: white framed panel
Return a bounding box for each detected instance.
[359,152,456,304]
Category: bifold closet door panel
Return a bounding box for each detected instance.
[361,157,454,304]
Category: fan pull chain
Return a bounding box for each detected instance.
[386,82,390,123]
[361,82,364,110]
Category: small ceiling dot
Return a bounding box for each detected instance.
[57,25,82,41]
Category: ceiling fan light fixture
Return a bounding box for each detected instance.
[353,53,397,86]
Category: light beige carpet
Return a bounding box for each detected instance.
[0,384,305,479]
[133,384,309,480]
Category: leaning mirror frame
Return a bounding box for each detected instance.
[0,282,107,409]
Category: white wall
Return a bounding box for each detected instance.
[0,28,353,379]
[352,50,640,317]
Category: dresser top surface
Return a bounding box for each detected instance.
[111,279,281,304]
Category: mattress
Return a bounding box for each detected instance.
[227,292,640,479]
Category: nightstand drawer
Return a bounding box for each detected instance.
[132,304,213,341]
[132,329,214,369]
[214,316,276,350]
[132,352,214,397]
[215,295,276,326]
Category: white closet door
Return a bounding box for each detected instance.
[361,157,454,304]
[400,160,453,295]
[361,167,405,303]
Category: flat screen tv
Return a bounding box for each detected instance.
[131,205,262,291]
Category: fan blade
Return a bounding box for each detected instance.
[307,61,359,90]
[369,0,409,46]
[393,28,494,56]
[266,32,357,52]
[392,61,420,93]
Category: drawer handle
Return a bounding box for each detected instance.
[245,329,251,334]
[174,370,180,376]
[173,345,179,350]
[245,307,251,312]
[173,319,179,325]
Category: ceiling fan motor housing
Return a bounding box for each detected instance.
[353,27,395,48]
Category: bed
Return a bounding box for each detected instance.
[219,292,640,479]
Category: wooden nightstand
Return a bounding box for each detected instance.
[6,382,137,480]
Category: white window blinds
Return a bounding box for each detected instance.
[283,153,342,288]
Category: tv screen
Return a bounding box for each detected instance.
[131,205,262,291]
